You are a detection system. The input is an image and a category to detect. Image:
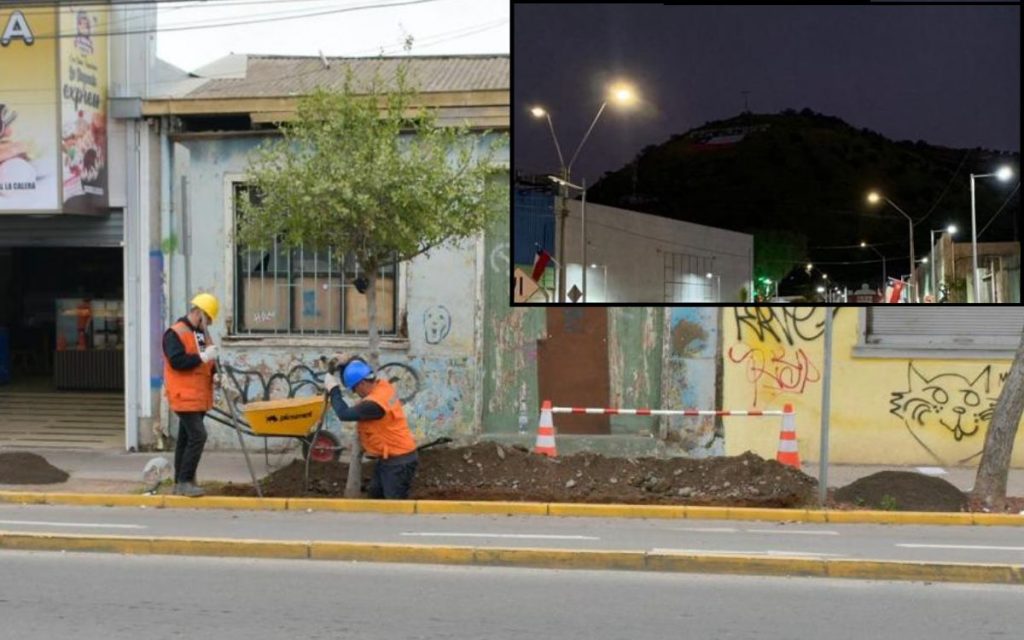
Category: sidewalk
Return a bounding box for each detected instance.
[0,446,281,493]
[2,445,1022,496]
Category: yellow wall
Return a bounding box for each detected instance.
[722,308,1024,467]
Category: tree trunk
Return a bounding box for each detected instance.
[971,324,1024,510]
[342,267,379,499]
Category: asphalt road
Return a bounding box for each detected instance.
[1,503,1023,565]
[1,550,1020,640]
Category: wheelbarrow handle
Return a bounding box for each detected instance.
[416,437,453,452]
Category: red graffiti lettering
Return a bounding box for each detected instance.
[728,345,821,406]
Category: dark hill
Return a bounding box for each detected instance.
[588,109,1020,291]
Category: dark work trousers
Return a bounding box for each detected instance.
[174,412,208,483]
[368,451,418,499]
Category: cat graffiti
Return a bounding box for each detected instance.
[890,364,997,461]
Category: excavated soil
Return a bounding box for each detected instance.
[216,443,819,508]
[0,452,70,484]
[832,471,967,512]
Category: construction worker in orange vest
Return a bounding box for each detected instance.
[162,293,220,497]
[323,358,418,499]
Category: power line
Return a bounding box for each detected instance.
[18,0,445,40]
[977,181,1021,239]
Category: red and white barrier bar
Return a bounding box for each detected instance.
[549,406,787,417]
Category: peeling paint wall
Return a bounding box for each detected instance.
[661,307,720,456]
[481,210,545,433]
[607,308,663,434]
[169,133,507,448]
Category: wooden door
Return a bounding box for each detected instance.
[537,308,610,434]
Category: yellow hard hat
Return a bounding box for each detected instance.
[190,293,220,321]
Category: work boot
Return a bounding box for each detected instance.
[174,482,205,497]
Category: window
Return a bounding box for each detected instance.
[663,252,716,302]
[855,308,1024,359]
[233,184,397,335]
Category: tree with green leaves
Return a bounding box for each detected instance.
[237,62,507,497]
[752,229,808,298]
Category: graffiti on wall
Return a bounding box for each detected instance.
[489,242,509,274]
[423,305,452,345]
[734,307,825,346]
[727,307,828,406]
[217,360,422,414]
[889,364,997,462]
[727,344,820,406]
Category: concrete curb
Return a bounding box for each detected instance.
[1,530,1020,585]
[1,491,1022,526]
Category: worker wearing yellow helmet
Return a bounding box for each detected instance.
[162,292,220,497]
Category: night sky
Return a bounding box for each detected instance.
[515,3,1020,188]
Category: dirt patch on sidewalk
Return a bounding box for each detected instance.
[0,452,70,485]
[216,443,819,508]
[832,471,968,512]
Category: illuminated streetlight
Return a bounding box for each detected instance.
[927,225,958,300]
[610,83,636,106]
[530,82,641,303]
[861,241,887,291]
[867,191,917,301]
[969,166,1014,301]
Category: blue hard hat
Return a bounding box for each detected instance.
[342,360,373,390]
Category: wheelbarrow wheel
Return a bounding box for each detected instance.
[302,430,342,463]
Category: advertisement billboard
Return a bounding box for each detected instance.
[0,4,108,214]
[0,7,60,211]
[60,4,107,213]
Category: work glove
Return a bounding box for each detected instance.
[200,345,219,363]
[323,372,339,393]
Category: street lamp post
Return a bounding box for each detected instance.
[860,242,887,292]
[547,175,586,301]
[867,192,916,302]
[929,225,956,301]
[529,83,637,303]
[705,272,721,302]
[969,167,1013,302]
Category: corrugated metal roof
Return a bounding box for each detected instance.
[179,54,508,99]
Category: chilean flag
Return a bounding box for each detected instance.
[886,279,906,303]
[531,247,552,282]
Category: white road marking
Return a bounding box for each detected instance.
[897,543,1024,551]
[650,548,842,558]
[0,520,146,530]
[746,529,840,536]
[400,532,599,540]
[667,527,739,533]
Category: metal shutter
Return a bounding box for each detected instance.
[0,212,124,248]
[867,307,1024,349]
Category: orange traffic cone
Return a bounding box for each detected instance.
[776,403,801,469]
[534,400,558,457]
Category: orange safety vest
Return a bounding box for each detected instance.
[163,321,214,413]
[358,379,417,459]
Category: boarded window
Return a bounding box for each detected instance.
[233,184,397,335]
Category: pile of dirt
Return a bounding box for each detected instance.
[0,452,70,485]
[216,443,819,508]
[832,471,967,512]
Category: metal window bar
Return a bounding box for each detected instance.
[299,244,305,335]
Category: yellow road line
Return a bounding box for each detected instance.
[1,530,1020,585]
[0,491,1020,526]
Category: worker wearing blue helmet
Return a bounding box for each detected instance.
[324,357,418,499]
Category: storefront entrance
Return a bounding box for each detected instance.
[0,246,124,448]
